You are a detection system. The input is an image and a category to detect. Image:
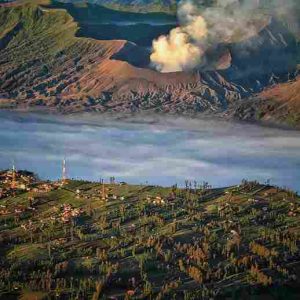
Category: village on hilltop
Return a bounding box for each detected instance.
[0,161,300,299]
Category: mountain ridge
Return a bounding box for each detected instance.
[55,0,177,13]
[0,2,249,113]
[228,76,300,129]
[0,1,299,127]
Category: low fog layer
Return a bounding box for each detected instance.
[0,111,299,191]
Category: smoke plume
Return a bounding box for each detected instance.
[150,0,299,73]
[150,1,208,73]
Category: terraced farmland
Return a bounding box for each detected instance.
[0,174,300,299]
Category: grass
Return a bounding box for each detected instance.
[19,291,48,300]
[19,291,47,300]
[7,243,48,262]
[0,1,100,101]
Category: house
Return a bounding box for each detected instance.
[152,196,165,206]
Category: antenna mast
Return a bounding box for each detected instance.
[62,158,67,185]
[11,161,16,189]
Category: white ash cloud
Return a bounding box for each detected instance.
[150,1,208,73]
[150,0,298,73]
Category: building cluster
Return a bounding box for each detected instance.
[0,159,72,200]
[148,195,166,206]
[0,167,37,198]
[31,183,54,194]
[0,204,9,216]
[61,204,83,223]
[288,202,300,217]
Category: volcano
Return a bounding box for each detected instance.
[0,0,299,126]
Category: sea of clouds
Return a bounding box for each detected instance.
[0,111,300,191]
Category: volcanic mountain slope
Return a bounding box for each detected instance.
[229,76,300,128]
[0,2,248,113]
[0,1,299,118]
[221,18,299,89]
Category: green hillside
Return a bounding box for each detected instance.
[0,3,78,61]
[0,1,127,111]
[0,2,77,103]
[0,173,300,299]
